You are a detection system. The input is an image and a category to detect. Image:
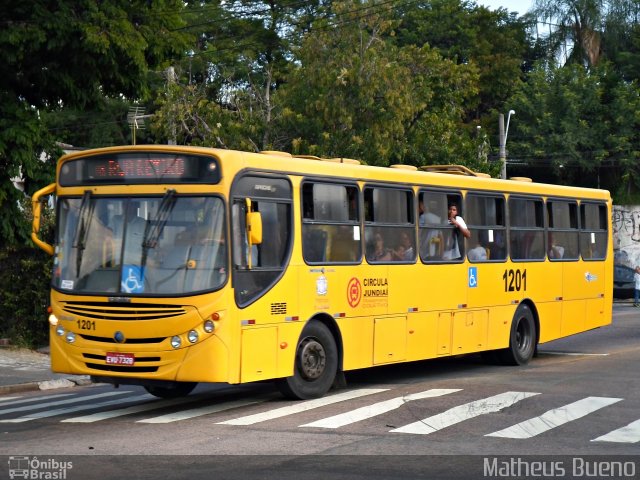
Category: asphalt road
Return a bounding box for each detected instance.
[1,304,639,479]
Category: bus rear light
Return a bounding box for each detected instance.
[241,319,256,326]
[171,336,182,349]
[55,325,65,336]
[49,314,59,326]
[204,320,215,333]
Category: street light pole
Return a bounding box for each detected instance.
[499,109,515,180]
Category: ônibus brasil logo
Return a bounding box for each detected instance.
[347,277,362,308]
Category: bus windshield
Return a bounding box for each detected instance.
[53,195,227,295]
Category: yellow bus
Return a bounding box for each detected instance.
[31,146,612,399]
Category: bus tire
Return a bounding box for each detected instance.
[144,382,197,399]
[276,322,338,400]
[498,304,537,366]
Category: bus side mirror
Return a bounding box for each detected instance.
[31,183,56,255]
[247,211,263,245]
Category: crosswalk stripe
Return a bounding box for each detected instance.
[486,396,622,439]
[62,396,193,423]
[0,396,23,403]
[0,391,130,416]
[137,398,264,424]
[218,388,389,426]
[0,394,151,423]
[300,389,462,429]
[0,393,74,407]
[390,391,540,435]
[592,419,640,443]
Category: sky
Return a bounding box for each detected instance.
[478,0,534,16]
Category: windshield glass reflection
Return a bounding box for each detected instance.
[54,196,226,295]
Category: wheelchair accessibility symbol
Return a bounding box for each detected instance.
[468,267,478,288]
[121,266,145,293]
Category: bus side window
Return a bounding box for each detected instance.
[580,202,608,260]
[302,182,361,264]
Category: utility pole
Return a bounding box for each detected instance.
[499,114,506,179]
[499,110,515,180]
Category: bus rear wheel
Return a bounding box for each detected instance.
[276,322,338,400]
[498,304,537,366]
[144,382,197,399]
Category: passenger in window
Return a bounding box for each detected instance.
[370,233,392,261]
[468,243,487,261]
[393,231,415,261]
[443,203,470,260]
[548,234,565,259]
[419,200,444,259]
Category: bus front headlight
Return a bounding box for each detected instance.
[171,336,182,349]
[188,330,199,344]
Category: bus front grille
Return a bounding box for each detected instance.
[61,301,186,321]
[79,334,166,344]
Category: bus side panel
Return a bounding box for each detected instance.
[339,316,374,371]
[536,301,562,343]
[486,305,516,350]
[452,310,488,355]
[373,316,407,364]
[241,327,278,383]
[406,312,438,361]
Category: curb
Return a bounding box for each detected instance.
[0,376,92,396]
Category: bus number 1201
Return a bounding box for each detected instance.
[503,269,527,292]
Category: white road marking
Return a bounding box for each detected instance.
[218,389,389,426]
[62,396,192,423]
[391,391,540,435]
[0,393,74,406]
[0,391,129,416]
[592,419,640,443]
[137,398,263,424]
[539,351,609,357]
[0,396,23,403]
[301,389,461,429]
[486,396,622,439]
[0,394,150,423]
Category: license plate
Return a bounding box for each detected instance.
[105,352,135,366]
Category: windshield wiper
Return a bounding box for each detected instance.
[72,190,94,277]
[140,189,176,269]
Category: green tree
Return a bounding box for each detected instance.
[276,0,480,167]
[0,1,190,245]
[506,63,640,199]
[151,0,326,150]
[394,0,535,123]
[532,0,606,67]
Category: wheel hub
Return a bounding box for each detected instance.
[299,339,326,380]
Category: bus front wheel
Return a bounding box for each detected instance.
[276,322,338,400]
[498,304,537,366]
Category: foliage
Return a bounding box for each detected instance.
[0,246,52,348]
[0,0,191,246]
[506,62,640,193]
